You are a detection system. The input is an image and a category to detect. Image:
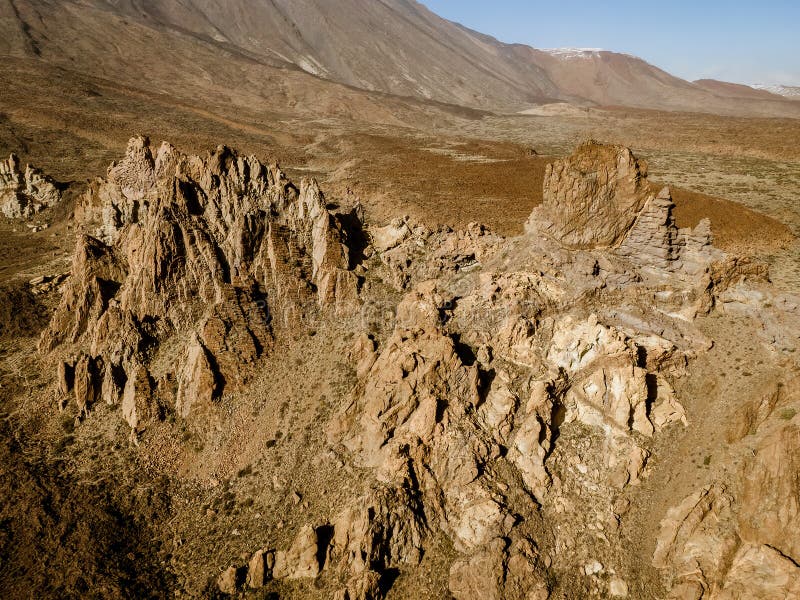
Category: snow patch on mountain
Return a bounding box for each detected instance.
[540,48,604,59]
[752,84,800,98]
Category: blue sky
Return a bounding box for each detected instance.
[420,1,800,86]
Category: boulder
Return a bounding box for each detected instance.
[245,548,273,588]
[272,524,321,580]
[528,141,650,249]
[216,565,239,595]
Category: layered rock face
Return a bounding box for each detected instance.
[528,140,722,279]
[43,136,362,433]
[529,141,651,249]
[0,154,62,218]
[37,138,799,599]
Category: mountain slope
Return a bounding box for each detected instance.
[751,83,800,99]
[2,0,799,118]
[694,79,789,100]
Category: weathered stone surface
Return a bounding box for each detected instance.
[547,314,631,374]
[565,358,653,436]
[477,374,518,445]
[351,288,480,460]
[726,377,793,442]
[273,524,321,580]
[449,538,549,600]
[332,483,426,573]
[41,136,364,431]
[175,335,218,418]
[370,217,412,252]
[216,565,239,595]
[528,141,650,249]
[73,354,98,416]
[335,571,383,600]
[527,142,722,280]
[56,360,73,398]
[245,548,273,588]
[653,484,736,570]
[100,361,122,406]
[737,419,800,561]
[348,333,378,379]
[377,220,503,290]
[617,187,719,276]
[0,154,62,219]
[449,538,507,600]
[121,363,153,432]
[715,544,800,599]
[508,382,554,501]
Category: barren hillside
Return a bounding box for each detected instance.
[3,0,800,117]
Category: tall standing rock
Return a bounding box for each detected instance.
[0,154,62,219]
[528,141,649,249]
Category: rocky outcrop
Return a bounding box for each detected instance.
[41,136,363,433]
[272,524,323,580]
[653,379,800,599]
[245,548,274,589]
[330,482,427,574]
[653,482,800,599]
[529,141,650,249]
[448,537,549,600]
[527,141,722,280]
[616,186,720,276]
[37,138,800,599]
[737,416,800,560]
[0,154,62,219]
[372,216,503,290]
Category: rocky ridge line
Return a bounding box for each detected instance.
[43,135,363,437]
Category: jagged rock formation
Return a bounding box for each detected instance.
[528,141,722,278]
[369,216,504,290]
[41,136,363,434]
[530,142,651,249]
[223,141,767,598]
[37,138,800,599]
[653,376,800,599]
[0,154,61,218]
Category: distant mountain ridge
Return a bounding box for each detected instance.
[751,84,800,99]
[2,0,799,118]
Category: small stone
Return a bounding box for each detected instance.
[246,549,272,589]
[609,577,629,597]
[217,565,238,595]
[584,560,603,576]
